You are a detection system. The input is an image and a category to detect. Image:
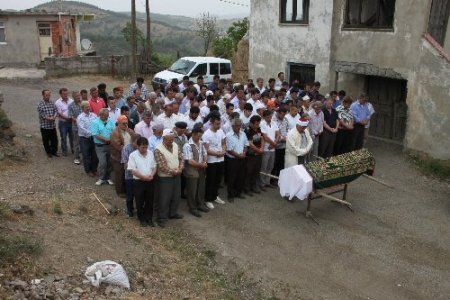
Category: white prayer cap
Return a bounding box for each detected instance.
[162,129,175,137]
[206,90,214,96]
[223,93,232,100]
[302,95,310,101]
[297,119,309,127]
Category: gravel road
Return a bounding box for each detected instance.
[1,77,449,299]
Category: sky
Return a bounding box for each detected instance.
[1,0,250,17]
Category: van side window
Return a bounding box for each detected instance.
[220,63,231,75]
[191,63,207,76]
[210,63,219,75]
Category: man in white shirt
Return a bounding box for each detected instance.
[178,76,190,93]
[231,85,245,107]
[200,95,215,119]
[55,87,74,156]
[134,111,153,139]
[193,76,205,94]
[185,106,203,136]
[260,110,280,190]
[256,77,266,94]
[127,136,157,227]
[247,88,263,114]
[239,103,254,129]
[107,97,121,122]
[202,114,226,209]
[274,72,285,91]
[156,102,178,129]
[285,105,301,131]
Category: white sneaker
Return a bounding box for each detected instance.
[206,202,215,209]
[73,159,80,165]
[95,179,103,186]
[107,179,114,185]
[214,196,225,204]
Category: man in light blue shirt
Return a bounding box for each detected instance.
[91,108,115,185]
[350,94,371,150]
[225,118,249,202]
[148,123,164,152]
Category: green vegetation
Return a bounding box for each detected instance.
[0,202,11,219]
[52,199,63,215]
[0,108,12,129]
[213,18,249,58]
[0,236,43,266]
[409,153,450,181]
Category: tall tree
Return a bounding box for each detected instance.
[131,0,137,77]
[145,0,152,61]
[195,12,218,56]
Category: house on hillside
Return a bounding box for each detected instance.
[0,10,94,65]
[249,0,450,160]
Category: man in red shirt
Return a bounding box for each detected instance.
[89,87,106,115]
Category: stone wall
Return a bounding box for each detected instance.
[45,55,136,77]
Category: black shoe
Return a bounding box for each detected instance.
[146,220,156,227]
[127,211,134,218]
[158,222,166,228]
[47,153,52,158]
[181,194,187,199]
[227,197,235,203]
[190,210,202,218]
[244,190,253,196]
[169,214,184,219]
[237,194,246,199]
[62,152,68,157]
[140,221,148,227]
[251,188,261,194]
[52,153,60,157]
[198,206,210,213]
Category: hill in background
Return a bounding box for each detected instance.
[33,1,242,64]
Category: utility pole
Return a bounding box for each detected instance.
[145,0,152,62]
[131,0,137,78]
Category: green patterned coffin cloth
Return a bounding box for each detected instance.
[304,149,375,189]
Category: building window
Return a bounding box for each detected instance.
[0,21,6,43]
[427,0,450,46]
[280,0,309,24]
[38,23,51,36]
[344,0,396,29]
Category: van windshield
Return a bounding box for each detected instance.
[168,59,196,75]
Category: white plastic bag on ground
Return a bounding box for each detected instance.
[85,260,130,289]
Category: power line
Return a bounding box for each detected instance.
[218,0,249,7]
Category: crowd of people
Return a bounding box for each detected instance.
[37,72,374,227]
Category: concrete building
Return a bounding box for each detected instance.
[0,10,94,66]
[249,0,450,160]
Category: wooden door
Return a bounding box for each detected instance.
[367,76,407,142]
[37,23,52,61]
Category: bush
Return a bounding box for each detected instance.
[0,236,43,266]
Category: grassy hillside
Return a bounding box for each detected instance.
[33,1,222,59]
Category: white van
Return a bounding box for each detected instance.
[152,56,232,89]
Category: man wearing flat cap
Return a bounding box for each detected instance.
[173,121,189,199]
[154,129,184,227]
[285,118,313,168]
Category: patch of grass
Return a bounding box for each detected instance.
[409,153,450,181]
[0,236,43,266]
[126,232,142,244]
[53,200,63,215]
[0,202,11,219]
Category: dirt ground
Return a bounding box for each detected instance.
[1,76,450,299]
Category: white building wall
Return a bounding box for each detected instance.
[249,0,334,91]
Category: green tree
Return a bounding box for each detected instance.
[213,17,249,58]
[121,21,145,50]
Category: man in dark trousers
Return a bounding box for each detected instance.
[127,136,157,227]
[37,89,58,157]
[225,118,249,202]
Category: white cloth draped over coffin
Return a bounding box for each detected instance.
[278,165,313,201]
